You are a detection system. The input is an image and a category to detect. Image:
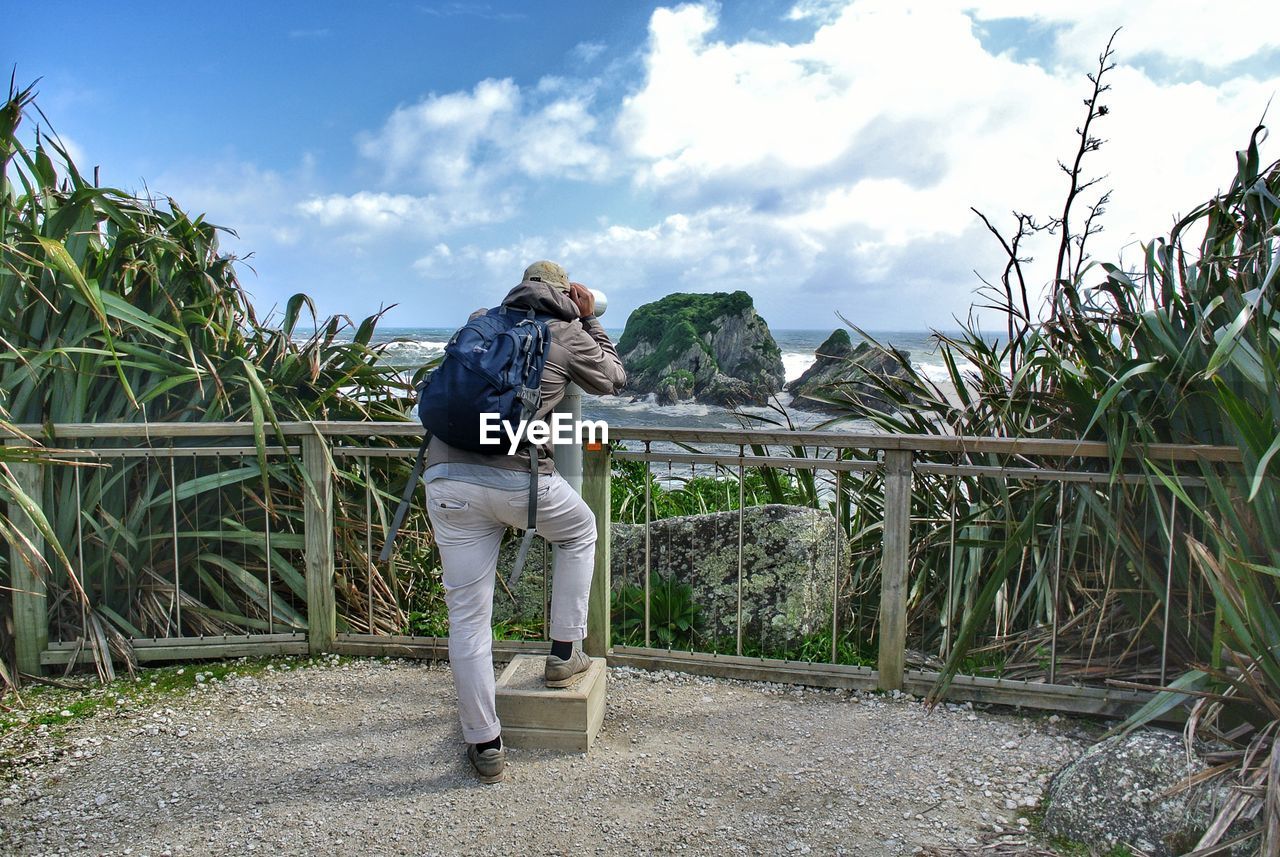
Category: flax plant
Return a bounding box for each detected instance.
[1,81,425,679]
[805,36,1278,851]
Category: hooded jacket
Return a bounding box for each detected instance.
[423,279,626,480]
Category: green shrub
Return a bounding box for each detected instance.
[0,81,427,663]
[612,572,702,648]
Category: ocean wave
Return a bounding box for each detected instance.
[378,339,448,369]
[913,361,953,383]
[591,394,714,418]
[785,349,954,388]
[782,352,815,382]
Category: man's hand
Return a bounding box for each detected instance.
[568,282,595,319]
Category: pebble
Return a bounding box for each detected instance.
[0,657,1087,854]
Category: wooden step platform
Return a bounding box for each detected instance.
[495,654,606,752]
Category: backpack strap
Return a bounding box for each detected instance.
[509,530,537,591]
[506,444,539,590]
[377,432,431,563]
[526,444,539,531]
[501,305,556,590]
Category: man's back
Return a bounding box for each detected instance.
[425,270,625,480]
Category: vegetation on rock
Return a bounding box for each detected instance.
[617,290,784,405]
[616,291,755,366]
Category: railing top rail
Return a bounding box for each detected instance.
[10,421,1241,463]
[8,421,424,440]
[608,426,1239,462]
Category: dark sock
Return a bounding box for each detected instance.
[476,736,501,753]
[550,639,573,660]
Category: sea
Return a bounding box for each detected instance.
[370,327,959,434]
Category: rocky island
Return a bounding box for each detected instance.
[616,291,785,407]
[786,328,912,413]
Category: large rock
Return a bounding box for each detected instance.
[698,373,756,408]
[611,504,841,645]
[617,291,785,406]
[786,328,912,413]
[1043,729,1250,855]
[492,504,842,646]
[490,536,541,630]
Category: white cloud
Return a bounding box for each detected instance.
[152,159,307,247]
[411,206,813,319]
[358,78,519,190]
[141,156,378,319]
[140,1,1280,329]
[297,190,514,236]
[306,77,612,241]
[417,3,526,22]
[558,208,807,287]
[511,96,611,180]
[299,192,421,230]
[413,200,1006,328]
[572,41,607,63]
[356,77,611,189]
[617,2,1071,196]
[962,0,1280,68]
[787,0,851,24]
[600,0,1280,325]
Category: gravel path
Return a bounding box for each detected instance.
[0,656,1093,856]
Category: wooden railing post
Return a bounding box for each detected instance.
[6,440,47,677]
[582,443,611,659]
[303,433,335,655]
[878,449,912,691]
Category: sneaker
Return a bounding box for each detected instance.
[466,743,506,784]
[544,648,593,688]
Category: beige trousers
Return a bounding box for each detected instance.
[425,473,596,744]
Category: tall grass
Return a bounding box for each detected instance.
[811,36,1278,852]
[1,81,427,681]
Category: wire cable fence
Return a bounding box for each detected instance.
[31,437,311,677]
[604,427,1233,713]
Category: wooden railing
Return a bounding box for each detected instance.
[6,421,1239,715]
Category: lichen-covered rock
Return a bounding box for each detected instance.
[492,534,556,629]
[494,503,844,644]
[1043,729,1248,856]
[785,329,913,413]
[611,504,841,645]
[493,504,843,645]
[617,291,785,406]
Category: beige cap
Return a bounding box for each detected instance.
[522,260,571,292]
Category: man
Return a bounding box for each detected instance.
[423,260,626,783]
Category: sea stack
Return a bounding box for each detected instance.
[786,328,911,412]
[617,291,785,407]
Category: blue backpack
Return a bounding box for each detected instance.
[379,306,554,564]
[417,306,553,451]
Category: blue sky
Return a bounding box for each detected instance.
[8,1,1280,331]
